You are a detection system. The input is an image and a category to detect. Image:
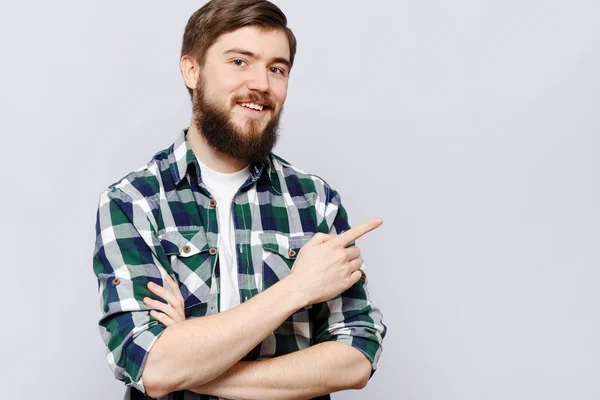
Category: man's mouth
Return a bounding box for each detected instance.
[237,102,270,112]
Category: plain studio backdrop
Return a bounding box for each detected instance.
[1,0,599,399]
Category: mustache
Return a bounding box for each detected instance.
[231,93,275,109]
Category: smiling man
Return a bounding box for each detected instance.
[93,1,386,399]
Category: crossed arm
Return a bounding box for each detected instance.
[142,273,373,399]
[189,342,371,400]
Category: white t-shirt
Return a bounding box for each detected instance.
[196,157,251,312]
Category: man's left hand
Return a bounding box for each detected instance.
[143,274,186,326]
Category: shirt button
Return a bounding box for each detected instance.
[209,247,217,255]
[112,278,121,286]
[182,245,191,254]
[209,199,217,207]
[288,249,297,258]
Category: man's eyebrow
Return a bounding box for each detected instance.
[271,57,291,69]
[223,48,291,69]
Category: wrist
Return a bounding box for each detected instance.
[275,274,310,310]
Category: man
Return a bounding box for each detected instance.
[93,1,386,399]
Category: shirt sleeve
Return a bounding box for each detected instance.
[314,184,387,377]
[92,187,172,393]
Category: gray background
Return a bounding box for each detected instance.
[1,0,599,399]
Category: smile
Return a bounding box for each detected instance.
[236,102,271,117]
[239,102,265,111]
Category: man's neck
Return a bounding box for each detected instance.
[186,123,249,173]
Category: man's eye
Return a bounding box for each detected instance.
[270,67,285,75]
[232,59,247,67]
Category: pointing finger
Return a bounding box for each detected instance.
[329,218,383,248]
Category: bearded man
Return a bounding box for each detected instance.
[93,1,386,399]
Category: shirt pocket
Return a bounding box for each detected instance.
[257,232,313,289]
[159,229,213,316]
[257,232,316,354]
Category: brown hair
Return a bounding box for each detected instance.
[181,0,297,100]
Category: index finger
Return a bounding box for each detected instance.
[328,218,383,248]
[164,274,184,301]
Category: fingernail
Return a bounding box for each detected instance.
[374,218,383,225]
[148,282,156,288]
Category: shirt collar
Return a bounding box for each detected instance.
[167,128,273,187]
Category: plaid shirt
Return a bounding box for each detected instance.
[93,128,386,399]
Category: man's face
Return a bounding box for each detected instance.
[192,25,291,163]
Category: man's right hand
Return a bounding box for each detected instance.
[287,218,383,307]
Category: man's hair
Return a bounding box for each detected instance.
[181,0,297,100]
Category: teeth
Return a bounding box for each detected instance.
[240,102,264,111]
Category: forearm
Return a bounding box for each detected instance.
[142,276,307,398]
[190,342,372,400]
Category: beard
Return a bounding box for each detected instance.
[192,77,282,165]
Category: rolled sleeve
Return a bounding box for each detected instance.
[93,188,171,392]
[314,280,386,373]
[314,185,387,374]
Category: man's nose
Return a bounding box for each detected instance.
[246,67,270,92]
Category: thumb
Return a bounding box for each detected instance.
[306,232,334,246]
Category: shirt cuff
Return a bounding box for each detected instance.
[320,333,383,376]
[123,322,166,392]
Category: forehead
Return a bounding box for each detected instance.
[207,25,290,62]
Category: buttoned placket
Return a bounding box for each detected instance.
[192,159,266,311]
[231,171,263,305]
[207,196,219,312]
[194,177,220,314]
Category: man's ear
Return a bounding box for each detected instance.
[180,55,200,91]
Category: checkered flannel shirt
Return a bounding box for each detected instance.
[93,128,386,399]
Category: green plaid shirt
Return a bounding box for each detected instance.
[93,128,386,399]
